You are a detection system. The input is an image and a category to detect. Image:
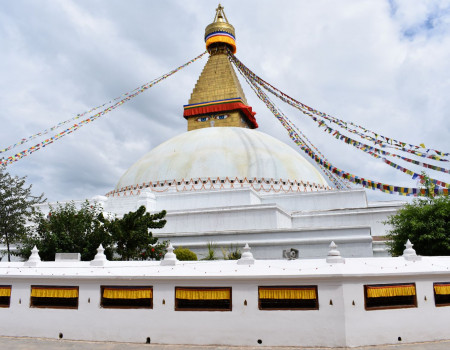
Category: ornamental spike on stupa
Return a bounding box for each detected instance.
[183,4,258,131]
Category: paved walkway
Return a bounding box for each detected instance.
[1,337,450,350]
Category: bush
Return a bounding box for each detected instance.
[201,241,218,260]
[385,195,450,256]
[221,245,242,260]
[385,173,450,256]
[174,246,197,261]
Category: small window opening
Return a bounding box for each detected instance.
[101,286,153,309]
[175,287,231,311]
[0,286,11,308]
[30,286,79,309]
[364,283,417,310]
[258,286,319,310]
[434,282,450,307]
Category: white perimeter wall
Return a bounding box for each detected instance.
[1,274,449,347]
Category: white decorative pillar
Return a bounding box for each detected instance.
[403,239,421,261]
[91,244,108,266]
[237,243,255,265]
[326,241,345,264]
[160,243,178,266]
[24,246,41,266]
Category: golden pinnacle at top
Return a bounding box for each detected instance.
[204,4,236,54]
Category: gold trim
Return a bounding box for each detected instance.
[103,288,152,299]
[31,287,78,298]
[176,288,230,300]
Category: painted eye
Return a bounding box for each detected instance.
[215,114,228,120]
[196,117,209,122]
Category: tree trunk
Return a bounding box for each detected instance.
[5,232,11,262]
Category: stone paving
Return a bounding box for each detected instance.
[1,337,450,350]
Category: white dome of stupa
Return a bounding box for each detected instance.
[113,127,329,194]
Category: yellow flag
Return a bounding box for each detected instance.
[420,143,425,148]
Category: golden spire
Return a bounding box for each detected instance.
[182,5,257,131]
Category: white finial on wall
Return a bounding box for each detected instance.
[161,243,178,266]
[403,239,421,261]
[91,244,108,266]
[326,241,345,264]
[237,243,255,265]
[25,246,41,266]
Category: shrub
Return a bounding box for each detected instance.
[221,245,242,260]
[201,241,218,260]
[385,173,450,256]
[174,246,198,261]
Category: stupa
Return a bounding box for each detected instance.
[33,5,405,259]
[1,7,449,349]
[113,4,329,195]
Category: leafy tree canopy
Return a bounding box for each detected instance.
[20,203,167,261]
[0,164,45,261]
[19,201,113,261]
[386,174,450,256]
[100,206,166,261]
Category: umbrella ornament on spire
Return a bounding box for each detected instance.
[205,4,237,54]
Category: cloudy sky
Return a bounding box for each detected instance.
[1,0,449,203]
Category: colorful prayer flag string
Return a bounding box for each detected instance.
[229,53,449,161]
[236,63,348,190]
[1,52,207,166]
[229,52,448,197]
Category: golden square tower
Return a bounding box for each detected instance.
[183,4,258,131]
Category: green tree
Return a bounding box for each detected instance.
[101,206,166,261]
[19,201,113,261]
[0,164,45,261]
[139,240,168,261]
[385,174,450,256]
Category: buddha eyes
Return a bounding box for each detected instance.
[196,115,228,122]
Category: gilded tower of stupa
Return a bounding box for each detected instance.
[183,4,258,131]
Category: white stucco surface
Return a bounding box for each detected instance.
[0,255,449,347]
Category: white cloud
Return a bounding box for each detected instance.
[0,0,448,203]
